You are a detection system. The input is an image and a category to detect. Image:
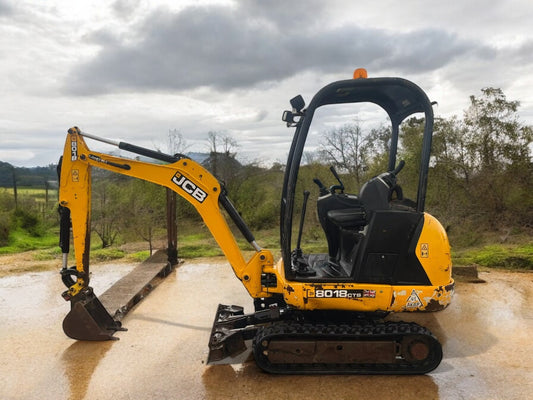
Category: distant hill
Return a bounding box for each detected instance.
[0,161,58,187]
[0,151,234,188]
[186,152,210,164]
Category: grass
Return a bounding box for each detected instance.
[453,242,533,270]
[32,246,62,261]
[0,227,58,254]
[127,250,151,262]
[2,187,58,203]
[1,220,531,274]
[91,248,126,261]
[178,234,224,258]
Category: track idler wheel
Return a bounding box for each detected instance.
[400,334,442,371]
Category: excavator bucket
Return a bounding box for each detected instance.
[61,251,174,341]
[63,289,126,341]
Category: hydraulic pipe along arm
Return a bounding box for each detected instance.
[58,127,279,340]
[74,128,259,250]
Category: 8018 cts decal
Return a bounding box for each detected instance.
[171,172,208,203]
[310,289,376,299]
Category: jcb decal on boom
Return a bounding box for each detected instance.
[171,172,208,203]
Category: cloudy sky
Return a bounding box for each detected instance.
[1,0,532,167]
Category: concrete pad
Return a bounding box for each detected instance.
[0,261,532,400]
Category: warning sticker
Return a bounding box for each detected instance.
[420,243,429,258]
[406,289,423,309]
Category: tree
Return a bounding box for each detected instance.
[167,129,189,156]
[156,129,190,257]
[231,165,281,230]
[464,88,531,171]
[318,122,367,187]
[124,180,166,255]
[461,88,533,227]
[91,179,124,248]
[318,122,392,190]
[206,131,240,187]
[360,125,392,179]
[428,117,472,223]
[400,89,533,231]
[396,118,425,201]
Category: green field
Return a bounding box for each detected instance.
[1,187,58,203]
[1,185,531,274]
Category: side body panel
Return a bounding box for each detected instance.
[275,213,454,312]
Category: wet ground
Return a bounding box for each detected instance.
[0,261,532,400]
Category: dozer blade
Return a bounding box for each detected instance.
[207,304,249,363]
[63,288,126,341]
[207,304,284,364]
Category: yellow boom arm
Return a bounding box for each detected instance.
[59,127,280,302]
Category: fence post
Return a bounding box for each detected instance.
[12,167,18,209]
[166,188,178,265]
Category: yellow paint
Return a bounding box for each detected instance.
[59,128,273,299]
[271,258,453,313]
[60,128,453,314]
[417,213,453,287]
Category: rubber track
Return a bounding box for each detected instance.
[252,320,442,375]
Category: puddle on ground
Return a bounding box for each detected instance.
[0,265,532,400]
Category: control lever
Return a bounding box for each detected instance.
[391,160,405,176]
[313,178,329,196]
[329,166,345,193]
[296,191,310,251]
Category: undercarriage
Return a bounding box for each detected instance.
[208,304,442,374]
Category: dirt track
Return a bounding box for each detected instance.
[0,261,532,400]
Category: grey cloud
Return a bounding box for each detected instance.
[238,0,327,29]
[514,40,533,63]
[112,0,141,19]
[372,29,477,72]
[0,0,13,15]
[255,110,268,122]
[65,3,480,95]
[84,29,123,47]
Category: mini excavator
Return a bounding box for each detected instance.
[57,70,454,374]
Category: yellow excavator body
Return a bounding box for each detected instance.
[57,71,454,374]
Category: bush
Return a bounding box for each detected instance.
[12,208,44,237]
[0,190,15,211]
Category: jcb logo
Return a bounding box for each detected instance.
[171,172,208,203]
